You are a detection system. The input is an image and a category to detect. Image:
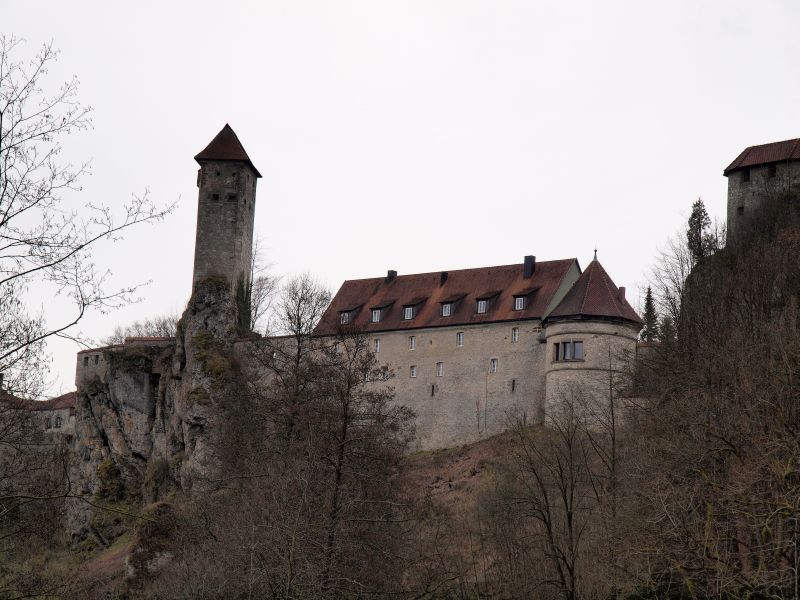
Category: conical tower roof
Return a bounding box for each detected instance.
[194,124,261,177]
[547,258,642,325]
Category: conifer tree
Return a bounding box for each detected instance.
[640,286,659,342]
[687,198,712,264]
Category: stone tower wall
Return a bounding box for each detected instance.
[543,320,639,419]
[192,159,258,291]
[727,161,800,234]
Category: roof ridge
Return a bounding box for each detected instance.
[598,262,623,317]
[578,262,593,314]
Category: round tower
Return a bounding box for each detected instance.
[542,257,642,422]
[192,124,261,293]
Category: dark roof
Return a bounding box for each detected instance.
[314,259,578,335]
[194,124,262,177]
[547,259,642,325]
[0,391,77,411]
[724,137,800,175]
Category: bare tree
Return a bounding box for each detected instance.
[101,312,179,345]
[0,36,174,399]
[249,235,279,334]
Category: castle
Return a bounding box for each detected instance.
[41,128,800,450]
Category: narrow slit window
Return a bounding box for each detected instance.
[374,339,381,353]
[511,379,516,393]
[511,327,519,343]
[490,358,498,373]
[436,362,443,377]
[410,365,417,378]
[409,335,416,350]
[456,332,464,347]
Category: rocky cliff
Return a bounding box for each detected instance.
[67,279,246,540]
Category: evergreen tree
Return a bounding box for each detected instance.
[687,198,712,264]
[640,286,659,342]
[659,315,676,342]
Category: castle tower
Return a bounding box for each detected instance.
[724,137,800,235]
[192,124,261,292]
[542,257,642,420]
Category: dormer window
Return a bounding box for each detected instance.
[339,311,351,325]
[403,306,414,320]
[371,309,381,323]
[514,296,525,311]
[477,299,488,314]
[441,303,452,317]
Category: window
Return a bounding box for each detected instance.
[55,416,62,428]
[94,354,99,365]
[227,194,237,201]
[83,356,89,367]
[431,384,435,397]
[363,371,370,382]
[737,206,744,216]
[511,379,516,393]
[490,358,498,373]
[436,362,444,377]
[477,299,488,314]
[511,327,519,343]
[374,339,381,353]
[403,306,414,320]
[456,332,464,347]
[340,311,351,325]
[45,418,51,429]
[410,365,417,378]
[514,296,525,310]
[554,341,584,361]
[768,164,777,178]
[371,309,381,323]
[742,168,751,183]
[381,366,389,381]
[409,335,416,350]
[441,303,452,317]
[211,193,220,201]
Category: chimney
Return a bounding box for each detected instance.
[523,255,536,278]
[386,270,397,283]
[618,287,626,302]
[440,271,449,285]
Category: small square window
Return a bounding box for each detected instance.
[768,164,777,178]
[477,299,488,314]
[371,309,381,323]
[514,297,525,311]
[490,358,498,373]
[456,332,464,347]
[511,327,519,343]
[409,335,416,350]
[436,362,444,377]
[340,312,351,325]
[441,303,452,317]
[403,306,414,320]
[410,365,417,378]
[374,339,381,353]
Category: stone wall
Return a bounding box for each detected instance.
[192,159,258,291]
[366,319,547,450]
[544,320,639,419]
[727,161,800,235]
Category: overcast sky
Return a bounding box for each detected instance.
[6,0,800,394]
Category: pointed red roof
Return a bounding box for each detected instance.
[547,259,642,325]
[194,124,261,177]
[724,137,800,176]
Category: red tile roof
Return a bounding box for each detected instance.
[724,137,800,175]
[195,123,262,177]
[546,259,642,325]
[314,259,578,335]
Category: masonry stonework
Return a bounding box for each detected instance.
[726,161,800,234]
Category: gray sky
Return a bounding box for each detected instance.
[7,0,800,393]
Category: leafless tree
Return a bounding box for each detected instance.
[101,312,179,345]
[249,235,279,334]
[0,36,174,399]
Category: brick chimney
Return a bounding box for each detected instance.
[618,287,626,302]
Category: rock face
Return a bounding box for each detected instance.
[67,279,244,538]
